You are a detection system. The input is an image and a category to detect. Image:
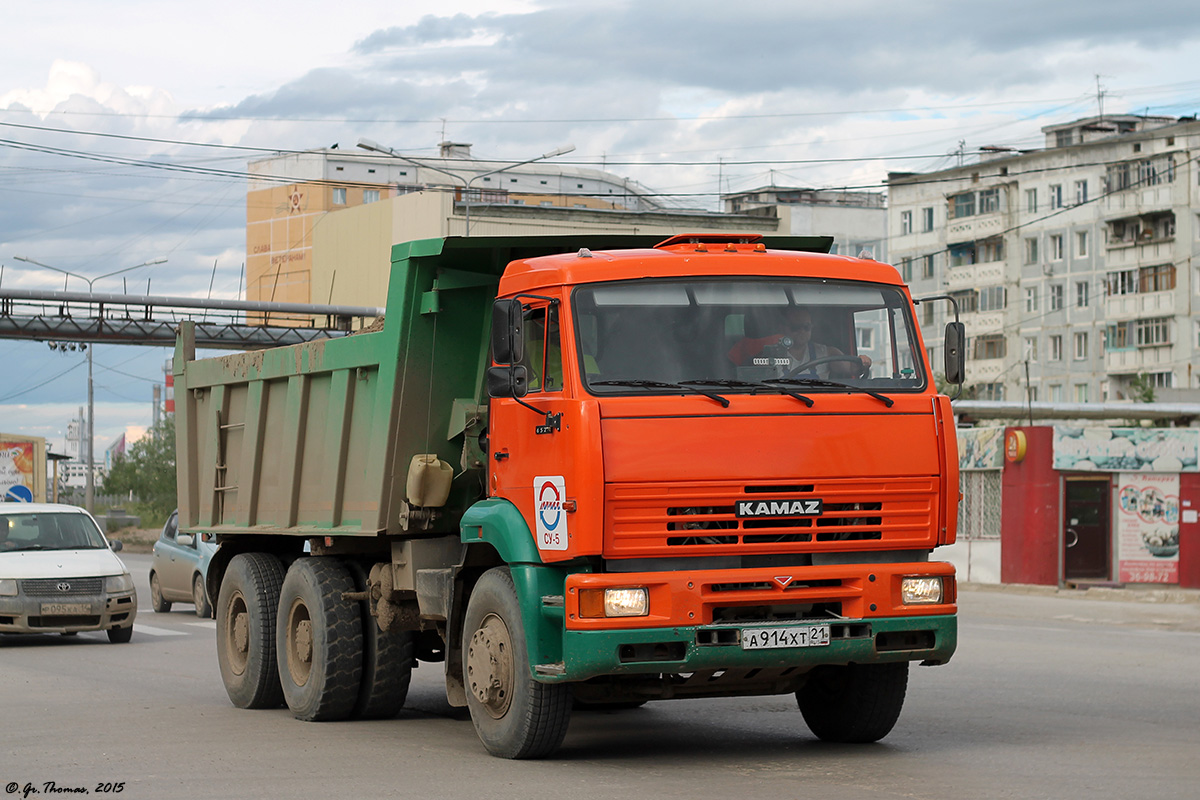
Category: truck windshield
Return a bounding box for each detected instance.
[0,512,109,551]
[573,278,925,396]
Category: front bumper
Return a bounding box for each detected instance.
[0,588,138,635]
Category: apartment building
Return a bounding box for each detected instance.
[722,186,887,263]
[888,114,1200,402]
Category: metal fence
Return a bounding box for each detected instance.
[958,471,1003,540]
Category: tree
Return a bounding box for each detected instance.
[104,417,177,524]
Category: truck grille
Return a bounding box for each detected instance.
[605,478,936,557]
[21,577,104,597]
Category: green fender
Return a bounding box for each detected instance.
[460,499,587,678]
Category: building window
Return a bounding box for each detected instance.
[922,207,934,232]
[951,192,976,219]
[1049,335,1063,361]
[1136,317,1172,347]
[1027,386,1039,402]
[1074,331,1088,360]
[979,286,1006,312]
[922,302,935,327]
[1049,284,1064,311]
[332,187,346,205]
[950,289,978,313]
[1105,162,1133,192]
[1106,322,1133,350]
[949,242,977,267]
[979,237,1004,262]
[978,188,1000,214]
[1139,264,1176,293]
[900,211,913,235]
[922,254,935,279]
[1023,336,1039,362]
[856,327,873,350]
[363,189,380,204]
[973,334,1007,360]
[1025,287,1039,312]
[979,382,1005,401]
[1049,384,1064,402]
[1056,130,1074,147]
[1076,230,1089,258]
[1105,269,1137,296]
[1050,234,1064,260]
[1076,281,1089,307]
[1074,383,1090,403]
[899,257,913,282]
[1147,372,1174,389]
[1049,184,1064,209]
[1025,237,1039,264]
[1074,179,1088,205]
[1026,188,1038,213]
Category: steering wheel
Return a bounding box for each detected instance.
[785,355,870,379]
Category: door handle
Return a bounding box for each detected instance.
[1065,528,1079,548]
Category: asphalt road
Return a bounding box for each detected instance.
[2,553,1197,800]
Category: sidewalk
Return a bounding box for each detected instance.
[961,581,1200,605]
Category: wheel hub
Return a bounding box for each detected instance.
[286,599,314,687]
[225,592,250,676]
[466,613,513,719]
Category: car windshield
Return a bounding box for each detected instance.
[0,512,108,551]
[573,278,925,396]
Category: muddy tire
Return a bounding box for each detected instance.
[193,573,212,618]
[463,567,571,759]
[346,562,414,720]
[277,558,363,722]
[217,552,285,709]
[149,572,171,613]
[107,625,133,643]
[797,662,908,743]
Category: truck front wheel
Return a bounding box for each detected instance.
[796,661,908,743]
[463,567,571,759]
[217,553,285,709]
[277,558,363,721]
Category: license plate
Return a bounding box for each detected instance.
[741,625,831,650]
[41,603,92,615]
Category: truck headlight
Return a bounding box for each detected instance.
[0,578,17,596]
[900,577,944,605]
[105,573,134,593]
[580,587,649,618]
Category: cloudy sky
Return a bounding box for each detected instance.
[2,0,1199,456]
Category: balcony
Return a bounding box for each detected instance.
[1104,289,1176,321]
[1105,345,1175,375]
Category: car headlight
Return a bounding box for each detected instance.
[105,573,134,593]
[0,578,17,596]
[579,587,649,618]
[900,576,944,605]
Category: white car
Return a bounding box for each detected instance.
[0,503,137,643]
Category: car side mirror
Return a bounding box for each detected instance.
[176,533,195,548]
[109,540,123,552]
[944,321,965,385]
[486,364,529,399]
[491,298,524,365]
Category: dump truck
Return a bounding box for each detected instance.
[176,233,964,758]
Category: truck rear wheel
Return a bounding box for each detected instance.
[346,561,414,720]
[463,567,571,759]
[277,558,363,721]
[796,661,908,743]
[217,553,285,709]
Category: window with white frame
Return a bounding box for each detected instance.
[1074,331,1088,360]
[1027,385,1039,402]
[1105,269,1137,296]
[951,192,976,219]
[1025,237,1039,264]
[900,211,913,235]
[1076,230,1089,258]
[1023,336,1039,362]
[922,207,934,232]
[899,257,913,282]
[1049,383,1064,402]
[979,285,1006,312]
[1026,188,1037,213]
[978,188,1000,214]
[1049,284,1064,310]
[363,189,381,204]
[1025,286,1039,312]
[1049,184,1064,209]
[1136,317,1172,347]
[1074,383,1089,403]
[856,327,873,350]
[1050,234,1064,260]
[979,382,1005,401]
[1076,281,1089,307]
[1074,179,1088,205]
[332,187,347,205]
[978,238,1004,262]
[1050,334,1063,361]
[922,254,935,279]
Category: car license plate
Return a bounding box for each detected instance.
[741,625,831,650]
[41,603,92,615]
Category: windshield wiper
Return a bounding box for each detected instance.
[8,544,48,551]
[591,379,730,408]
[679,378,813,408]
[763,377,894,408]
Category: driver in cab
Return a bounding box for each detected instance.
[728,306,870,380]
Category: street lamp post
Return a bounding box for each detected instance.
[12,256,167,513]
[355,139,575,237]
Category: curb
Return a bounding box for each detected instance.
[960,581,1200,605]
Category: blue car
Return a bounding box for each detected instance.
[149,510,218,617]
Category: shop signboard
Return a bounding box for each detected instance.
[1052,427,1200,472]
[1,441,37,502]
[1116,472,1180,583]
[958,427,1004,471]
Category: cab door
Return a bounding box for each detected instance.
[489,297,581,560]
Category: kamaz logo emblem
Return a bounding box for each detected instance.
[735,499,823,518]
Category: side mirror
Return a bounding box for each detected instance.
[176,533,195,547]
[944,321,965,385]
[109,540,123,552]
[491,298,524,365]
[486,365,529,399]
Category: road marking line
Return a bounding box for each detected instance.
[127,624,188,637]
[186,621,217,629]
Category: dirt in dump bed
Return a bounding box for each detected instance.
[353,316,385,334]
